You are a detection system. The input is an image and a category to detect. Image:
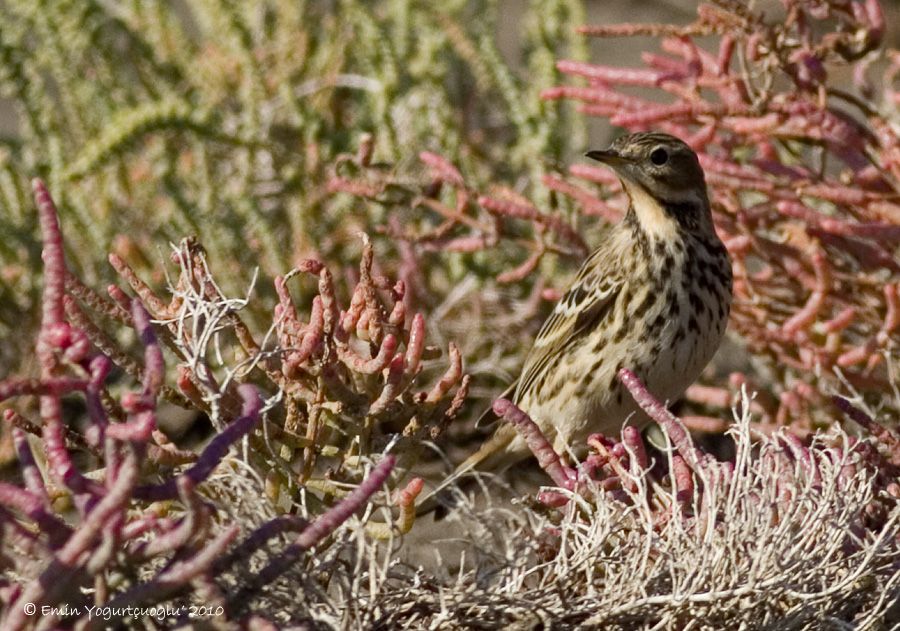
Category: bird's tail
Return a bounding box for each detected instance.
[415,427,521,518]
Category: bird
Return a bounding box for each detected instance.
[419,131,732,514]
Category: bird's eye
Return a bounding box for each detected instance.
[650,147,669,166]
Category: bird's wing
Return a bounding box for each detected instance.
[514,246,623,403]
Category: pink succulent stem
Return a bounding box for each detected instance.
[133,300,164,403]
[672,455,694,507]
[0,377,90,400]
[5,449,140,631]
[497,249,545,284]
[214,515,309,573]
[781,252,829,336]
[93,525,240,629]
[130,477,204,559]
[426,342,462,403]
[298,455,394,549]
[618,368,716,475]
[105,301,164,442]
[234,456,396,604]
[622,426,649,471]
[369,355,406,416]
[30,180,99,496]
[556,59,670,86]
[134,384,262,500]
[833,396,900,465]
[419,151,465,187]
[493,399,575,489]
[33,180,66,346]
[338,332,397,374]
[404,313,426,373]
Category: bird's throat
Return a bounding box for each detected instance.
[624,181,682,241]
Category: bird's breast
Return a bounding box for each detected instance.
[517,232,731,452]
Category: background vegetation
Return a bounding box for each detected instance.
[0,0,898,628]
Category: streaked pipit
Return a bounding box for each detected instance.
[425,132,732,507]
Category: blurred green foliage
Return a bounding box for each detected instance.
[0,0,586,374]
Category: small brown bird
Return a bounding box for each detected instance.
[422,132,732,511]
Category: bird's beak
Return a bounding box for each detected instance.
[584,149,629,168]
[585,149,647,195]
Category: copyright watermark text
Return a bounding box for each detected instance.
[22,602,224,621]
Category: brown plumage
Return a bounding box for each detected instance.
[420,132,732,514]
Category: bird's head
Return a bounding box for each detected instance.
[586,132,713,237]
